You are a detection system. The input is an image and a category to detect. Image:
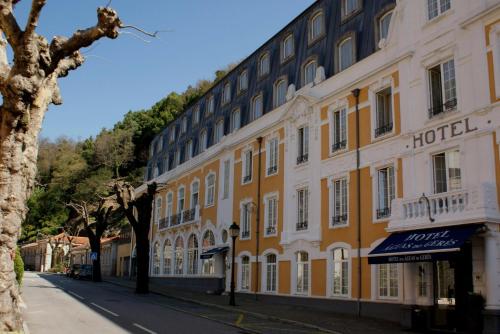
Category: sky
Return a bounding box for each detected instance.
[12,0,316,141]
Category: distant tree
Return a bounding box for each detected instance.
[14,248,24,286]
[94,128,134,178]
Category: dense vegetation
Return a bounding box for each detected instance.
[21,66,235,242]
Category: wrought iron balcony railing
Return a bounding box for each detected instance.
[296,154,308,165]
[331,214,348,226]
[374,122,393,138]
[331,140,346,153]
[296,221,308,231]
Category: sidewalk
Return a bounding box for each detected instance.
[105,277,407,334]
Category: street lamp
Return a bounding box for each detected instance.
[229,222,240,306]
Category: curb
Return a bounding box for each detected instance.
[105,279,341,334]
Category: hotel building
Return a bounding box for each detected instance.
[140,0,500,332]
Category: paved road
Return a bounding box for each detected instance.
[21,272,244,334]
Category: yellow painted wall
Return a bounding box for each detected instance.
[278,260,291,294]
[116,242,131,277]
[311,259,326,297]
[493,133,500,209]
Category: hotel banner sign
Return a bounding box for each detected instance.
[368,224,480,264]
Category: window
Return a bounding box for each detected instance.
[241,256,250,290]
[265,196,278,236]
[428,59,457,117]
[200,130,208,152]
[174,237,184,275]
[193,106,200,124]
[242,150,253,184]
[206,96,214,115]
[332,248,349,296]
[418,263,430,297]
[433,149,461,193]
[378,10,393,42]
[378,263,398,298]
[191,181,199,209]
[377,166,394,219]
[152,242,160,275]
[170,127,176,143]
[238,70,248,93]
[154,197,162,225]
[339,37,354,71]
[174,149,180,167]
[202,231,215,275]
[309,11,324,43]
[166,192,173,226]
[231,108,241,132]
[177,187,185,223]
[222,82,231,105]
[274,79,287,108]
[187,234,198,275]
[186,140,193,160]
[375,87,393,137]
[163,240,172,275]
[181,117,187,133]
[296,188,309,231]
[342,0,361,19]
[215,120,224,144]
[428,0,450,20]
[296,251,309,294]
[258,53,270,77]
[303,60,317,86]
[206,173,216,207]
[282,34,294,61]
[297,126,309,165]
[267,138,278,176]
[241,202,252,239]
[436,260,455,305]
[331,108,347,152]
[266,254,277,292]
[252,94,263,120]
[332,178,348,226]
[156,137,163,152]
[223,160,230,199]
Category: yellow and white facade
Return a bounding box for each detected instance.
[143,1,500,332]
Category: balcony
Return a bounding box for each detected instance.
[388,184,500,231]
[243,174,252,183]
[266,226,276,235]
[374,122,393,138]
[296,154,308,165]
[241,230,250,239]
[296,221,308,231]
[158,205,201,230]
[331,214,348,226]
[376,207,391,220]
[267,165,278,175]
[331,140,346,153]
[428,98,457,118]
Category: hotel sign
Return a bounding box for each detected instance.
[413,117,477,149]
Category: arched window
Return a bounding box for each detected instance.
[163,240,172,275]
[152,242,160,275]
[241,256,250,290]
[378,10,393,42]
[187,234,199,275]
[309,11,324,42]
[258,52,270,77]
[202,230,216,275]
[274,79,287,108]
[296,251,309,294]
[174,237,184,275]
[339,36,354,71]
[231,108,241,132]
[200,130,208,152]
[332,248,349,296]
[252,94,263,120]
[303,59,317,86]
[266,254,277,292]
[222,82,231,105]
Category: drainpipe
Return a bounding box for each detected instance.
[352,88,362,318]
[255,137,263,300]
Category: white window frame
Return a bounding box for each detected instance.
[296,187,309,231]
[241,149,253,184]
[372,163,395,222]
[181,117,187,133]
[202,230,216,276]
[215,119,224,144]
[222,82,231,105]
[166,192,173,226]
[152,241,160,275]
[186,140,193,160]
[205,172,216,207]
[329,176,349,228]
[282,33,294,62]
[329,106,347,154]
[193,106,200,124]
[174,149,180,167]
[489,24,500,100]
[162,239,172,275]
[303,59,317,86]
[294,251,310,295]
[240,255,251,291]
[252,94,263,120]
[240,199,252,240]
[177,186,185,222]
[174,236,184,275]
[331,247,350,297]
[338,36,354,72]
[263,253,278,293]
[432,148,462,194]
[222,159,230,200]
[190,179,200,210]
[154,196,162,225]
[369,77,395,142]
[200,130,208,153]
[296,125,309,165]
[187,234,199,275]
[378,10,393,43]
[231,108,241,132]
[170,127,176,143]
[238,70,248,93]
[427,58,457,118]
[265,137,279,177]
[263,192,279,237]
[274,78,288,108]
[206,95,214,115]
[258,52,270,77]
[427,0,451,21]
[342,0,361,20]
[309,10,324,43]
[377,263,400,300]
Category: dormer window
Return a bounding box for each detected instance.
[303,59,317,86]
[338,36,355,71]
[186,140,193,160]
[428,0,451,20]
[342,0,361,20]
[200,130,208,152]
[231,108,241,132]
[309,10,324,43]
[181,117,187,133]
[215,119,224,144]
[378,10,393,43]
[238,70,248,93]
[258,52,270,77]
[252,94,263,120]
[193,106,200,124]
[274,79,287,108]
[282,34,294,62]
[169,128,176,142]
[206,96,214,115]
[222,82,231,105]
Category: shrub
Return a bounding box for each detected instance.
[14,248,24,286]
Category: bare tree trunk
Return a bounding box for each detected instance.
[135,228,149,294]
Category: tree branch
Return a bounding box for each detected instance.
[25,0,46,37]
[0,0,22,49]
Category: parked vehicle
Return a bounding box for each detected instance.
[67,264,80,278]
[76,264,93,280]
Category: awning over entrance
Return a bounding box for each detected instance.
[200,246,229,259]
[368,224,481,264]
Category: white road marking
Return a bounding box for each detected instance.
[67,290,85,300]
[90,302,119,317]
[133,323,157,334]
